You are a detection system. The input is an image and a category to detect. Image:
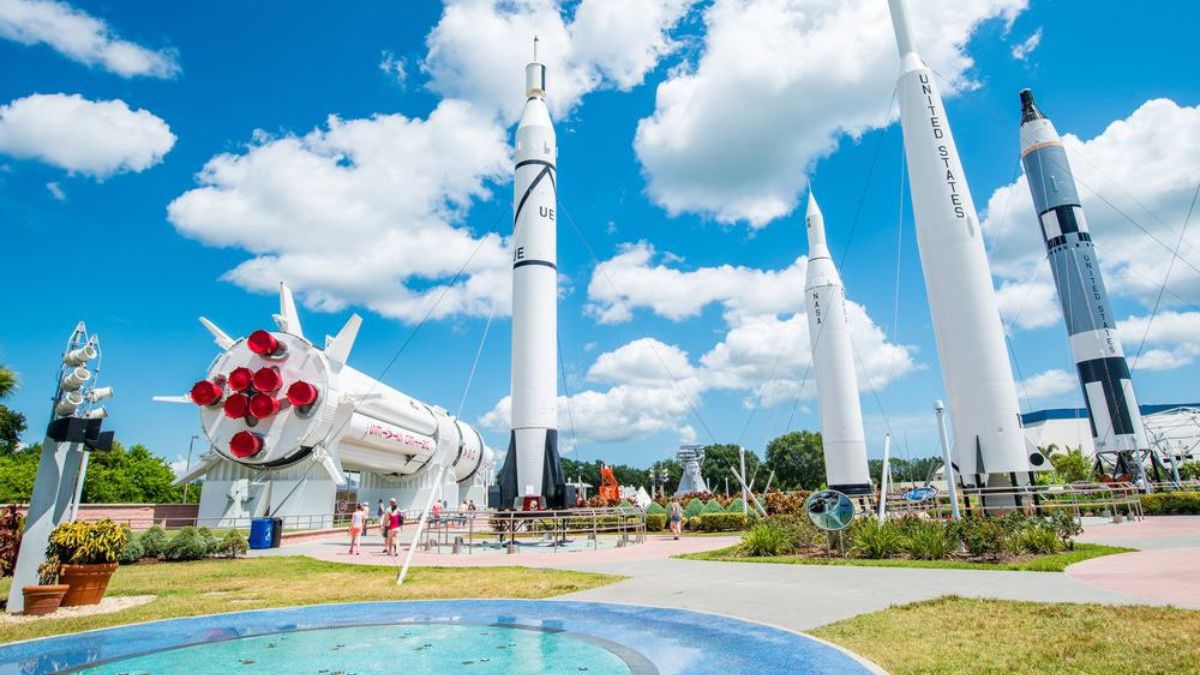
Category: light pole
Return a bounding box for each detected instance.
[934,401,961,521]
[182,434,200,504]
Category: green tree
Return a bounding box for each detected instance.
[1048,447,1092,483]
[0,443,40,502]
[83,441,185,503]
[701,444,760,495]
[0,365,27,455]
[764,431,825,490]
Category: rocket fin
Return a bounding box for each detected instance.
[173,451,219,486]
[324,314,361,364]
[153,395,194,404]
[199,317,236,350]
[275,283,305,338]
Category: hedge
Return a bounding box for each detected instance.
[645,513,668,531]
[697,512,749,532]
[645,501,667,515]
[726,498,746,514]
[702,499,726,514]
[684,498,706,518]
[1141,492,1200,515]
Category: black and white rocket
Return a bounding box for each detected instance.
[497,50,568,509]
[1018,88,1149,464]
[804,192,872,494]
[888,0,1036,484]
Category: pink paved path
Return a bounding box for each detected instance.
[289,534,740,569]
[1067,517,1200,609]
[1067,547,1200,609]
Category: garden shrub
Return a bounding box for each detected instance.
[950,517,1007,559]
[48,519,127,565]
[197,527,219,555]
[684,516,703,531]
[645,501,666,515]
[698,512,748,532]
[218,530,248,558]
[118,527,145,564]
[0,505,23,577]
[740,521,787,556]
[764,491,809,515]
[849,520,903,559]
[683,498,705,518]
[1017,526,1062,554]
[1140,492,1200,515]
[164,527,212,561]
[645,513,667,531]
[1047,509,1083,549]
[702,499,725,514]
[902,521,953,560]
[726,498,746,514]
[770,514,824,552]
[139,526,169,559]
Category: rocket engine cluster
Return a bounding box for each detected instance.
[162,285,492,491]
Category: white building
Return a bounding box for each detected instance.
[1022,404,1200,464]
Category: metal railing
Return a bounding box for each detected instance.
[69,512,347,533]
[885,482,1144,522]
[406,507,646,555]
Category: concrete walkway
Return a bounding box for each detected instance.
[552,557,1157,632]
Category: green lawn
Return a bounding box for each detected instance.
[0,557,620,644]
[677,542,1132,572]
[811,596,1200,675]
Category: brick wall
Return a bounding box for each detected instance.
[5,503,200,530]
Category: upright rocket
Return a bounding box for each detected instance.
[804,192,872,494]
[497,50,568,509]
[887,0,1037,484]
[1018,88,1148,474]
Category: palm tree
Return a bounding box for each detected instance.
[0,366,16,400]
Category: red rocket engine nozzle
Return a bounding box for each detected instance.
[223,393,250,419]
[252,366,283,393]
[190,380,223,406]
[247,329,285,357]
[229,430,264,458]
[248,393,281,420]
[286,381,319,407]
[227,367,254,393]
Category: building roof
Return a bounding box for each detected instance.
[1022,404,1200,425]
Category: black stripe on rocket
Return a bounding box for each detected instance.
[1076,357,1138,439]
[512,160,557,270]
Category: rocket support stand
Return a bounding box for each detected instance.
[6,438,85,613]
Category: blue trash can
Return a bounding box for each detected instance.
[249,517,274,550]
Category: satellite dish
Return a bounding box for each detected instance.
[903,486,938,503]
[804,490,855,531]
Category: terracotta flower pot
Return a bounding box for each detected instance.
[59,562,119,607]
[22,585,69,616]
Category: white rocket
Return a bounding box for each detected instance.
[804,192,872,494]
[497,52,568,509]
[887,0,1036,483]
[158,284,492,489]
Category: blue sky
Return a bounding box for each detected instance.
[2,0,1198,473]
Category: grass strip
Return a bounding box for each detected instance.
[676,542,1132,571]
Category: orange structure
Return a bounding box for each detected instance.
[598,465,620,502]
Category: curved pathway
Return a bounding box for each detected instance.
[1066,515,1200,608]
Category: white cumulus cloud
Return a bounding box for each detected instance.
[0,0,179,77]
[167,100,512,322]
[635,0,1027,227]
[1019,368,1075,399]
[0,93,175,178]
[422,0,696,122]
[1117,311,1200,372]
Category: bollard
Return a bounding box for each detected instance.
[452,535,464,555]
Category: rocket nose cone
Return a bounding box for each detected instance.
[806,190,821,218]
